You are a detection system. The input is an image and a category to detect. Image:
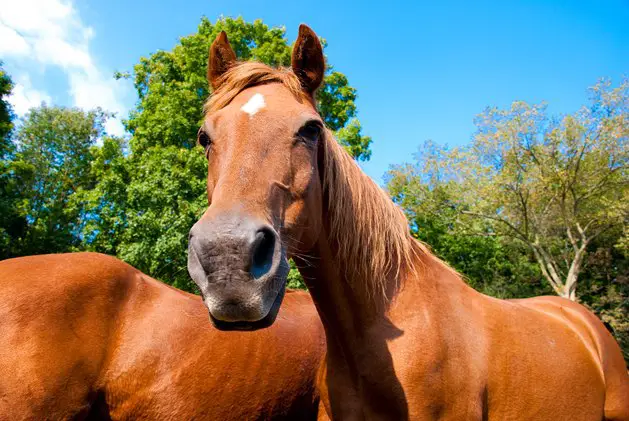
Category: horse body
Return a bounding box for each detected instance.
[189,25,629,420]
[0,253,325,420]
[305,248,628,421]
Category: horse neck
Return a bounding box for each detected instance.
[295,220,447,418]
[295,135,475,372]
[297,225,442,340]
[294,165,476,417]
[298,135,449,343]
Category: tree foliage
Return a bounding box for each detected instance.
[0,62,14,157]
[78,141,207,291]
[0,62,18,254]
[0,106,110,258]
[464,82,628,300]
[387,144,547,299]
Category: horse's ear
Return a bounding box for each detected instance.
[292,24,325,95]
[208,31,237,90]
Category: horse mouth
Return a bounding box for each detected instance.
[209,282,286,331]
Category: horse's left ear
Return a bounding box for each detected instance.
[208,31,237,90]
[292,24,325,95]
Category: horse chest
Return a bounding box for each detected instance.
[397,357,486,420]
[321,334,484,421]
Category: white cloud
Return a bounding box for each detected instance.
[9,75,52,115]
[0,24,30,55]
[0,0,128,136]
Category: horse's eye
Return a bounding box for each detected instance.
[297,121,323,143]
[198,128,212,149]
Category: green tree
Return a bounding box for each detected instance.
[0,63,19,255]
[0,62,14,156]
[387,80,629,360]
[579,227,629,361]
[74,137,129,255]
[1,106,110,257]
[392,81,628,302]
[84,17,372,290]
[387,142,545,298]
[79,141,207,291]
[460,80,629,301]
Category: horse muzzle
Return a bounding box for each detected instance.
[187,213,288,329]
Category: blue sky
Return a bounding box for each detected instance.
[1,0,628,182]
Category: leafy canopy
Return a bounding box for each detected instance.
[0,62,14,156]
[1,106,110,258]
[387,141,545,299]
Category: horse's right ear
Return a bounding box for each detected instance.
[292,24,325,95]
[208,31,237,90]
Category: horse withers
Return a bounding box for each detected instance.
[187,25,629,420]
[0,252,325,419]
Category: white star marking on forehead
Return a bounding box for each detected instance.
[240,93,266,117]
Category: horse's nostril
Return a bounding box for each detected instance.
[250,227,276,279]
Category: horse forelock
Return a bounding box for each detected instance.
[203,61,309,115]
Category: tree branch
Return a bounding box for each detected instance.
[461,210,529,243]
[531,246,564,295]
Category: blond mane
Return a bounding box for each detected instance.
[204,61,430,303]
[321,132,429,302]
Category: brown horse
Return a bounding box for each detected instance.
[0,252,325,420]
[187,25,629,420]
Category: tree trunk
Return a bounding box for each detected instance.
[558,284,577,301]
[532,243,587,302]
[561,245,587,301]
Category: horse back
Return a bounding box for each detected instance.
[102,272,325,420]
[0,252,326,420]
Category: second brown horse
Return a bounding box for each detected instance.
[0,252,325,420]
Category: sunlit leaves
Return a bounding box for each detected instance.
[0,106,110,257]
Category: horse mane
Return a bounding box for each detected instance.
[321,131,430,302]
[204,60,433,303]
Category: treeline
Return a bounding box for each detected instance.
[0,17,627,359]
